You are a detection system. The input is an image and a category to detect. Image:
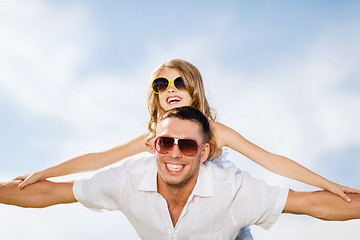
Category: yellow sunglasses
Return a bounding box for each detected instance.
[151,77,188,94]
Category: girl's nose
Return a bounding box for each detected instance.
[167,82,176,93]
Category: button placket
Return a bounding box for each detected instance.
[156,193,174,231]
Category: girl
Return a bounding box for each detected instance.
[16,59,359,239]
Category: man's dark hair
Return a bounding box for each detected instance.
[159,106,210,143]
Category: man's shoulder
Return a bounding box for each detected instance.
[121,155,155,170]
[107,155,155,179]
[77,155,155,182]
[203,161,245,185]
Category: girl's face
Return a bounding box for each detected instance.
[157,68,193,111]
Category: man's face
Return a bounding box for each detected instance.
[155,117,209,189]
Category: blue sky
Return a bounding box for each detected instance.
[1,1,360,239]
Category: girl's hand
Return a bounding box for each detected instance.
[13,172,45,190]
[326,182,360,202]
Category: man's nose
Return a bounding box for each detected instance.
[169,144,182,158]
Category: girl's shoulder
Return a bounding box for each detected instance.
[209,120,226,131]
[209,121,233,138]
[209,121,233,150]
[210,120,244,151]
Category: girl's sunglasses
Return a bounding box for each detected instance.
[154,136,203,157]
[151,77,187,94]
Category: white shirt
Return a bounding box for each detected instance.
[74,157,288,240]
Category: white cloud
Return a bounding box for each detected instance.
[0,204,140,240]
[0,0,150,156]
[209,23,360,172]
[0,1,95,116]
[0,1,142,238]
[252,215,360,239]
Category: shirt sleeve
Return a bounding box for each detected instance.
[230,171,289,230]
[73,166,126,212]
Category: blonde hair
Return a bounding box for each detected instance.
[146,59,217,159]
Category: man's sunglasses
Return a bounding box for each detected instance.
[154,136,203,157]
[151,77,187,94]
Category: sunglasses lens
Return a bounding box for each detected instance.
[174,77,187,91]
[156,137,175,154]
[155,137,199,156]
[178,139,198,156]
[152,78,169,93]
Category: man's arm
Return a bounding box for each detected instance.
[0,180,76,208]
[283,189,360,221]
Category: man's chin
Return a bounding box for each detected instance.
[163,174,195,189]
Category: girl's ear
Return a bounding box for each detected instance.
[199,143,210,163]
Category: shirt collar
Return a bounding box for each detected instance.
[137,160,158,192]
[137,161,214,198]
[192,163,213,197]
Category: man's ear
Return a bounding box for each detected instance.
[199,143,210,163]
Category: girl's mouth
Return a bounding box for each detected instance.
[167,96,182,105]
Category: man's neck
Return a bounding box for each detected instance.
[157,174,198,226]
[158,174,197,202]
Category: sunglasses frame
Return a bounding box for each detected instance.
[154,136,203,157]
[151,76,188,94]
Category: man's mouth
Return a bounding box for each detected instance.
[165,163,185,173]
[167,96,182,105]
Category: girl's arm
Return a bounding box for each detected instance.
[16,133,152,189]
[211,121,360,202]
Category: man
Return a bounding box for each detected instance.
[1,106,360,239]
